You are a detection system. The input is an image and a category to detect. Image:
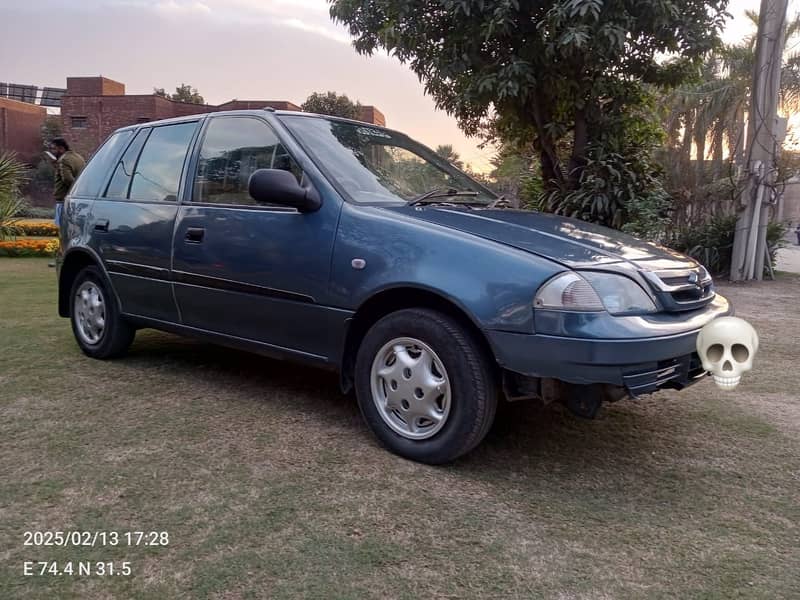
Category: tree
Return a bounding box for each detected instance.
[434,144,463,170]
[301,91,362,120]
[154,84,205,104]
[659,9,800,231]
[330,1,728,227]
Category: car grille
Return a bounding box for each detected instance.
[641,266,715,312]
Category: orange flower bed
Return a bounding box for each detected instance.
[0,238,60,257]
[16,220,59,237]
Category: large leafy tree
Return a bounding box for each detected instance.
[302,91,362,120]
[330,0,728,229]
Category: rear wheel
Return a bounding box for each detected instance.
[70,266,135,359]
[354,308,497,464]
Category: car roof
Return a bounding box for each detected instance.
[117,109,399,136]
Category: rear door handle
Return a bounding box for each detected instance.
[94,219,109,232]
[185,227,205,243]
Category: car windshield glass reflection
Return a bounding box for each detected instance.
[280,116,494,204]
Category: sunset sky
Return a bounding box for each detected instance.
[0,0,790,172]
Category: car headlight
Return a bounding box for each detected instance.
[534,271,657,315]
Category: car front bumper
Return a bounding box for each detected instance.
[487,295,733,397]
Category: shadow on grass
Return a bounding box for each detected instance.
[120,329,675,476]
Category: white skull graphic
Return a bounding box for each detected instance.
[696,317,759,390]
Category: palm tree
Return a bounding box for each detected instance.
[0,152,28,240]
[660,10,800,226]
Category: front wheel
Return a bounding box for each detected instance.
[354,308,497,464]
[70,265,135,359]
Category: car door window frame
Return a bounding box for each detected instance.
[125,120,202,205]
[184,115,301,213]
[97,119,203,205]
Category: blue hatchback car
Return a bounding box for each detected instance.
[58,109,731,463]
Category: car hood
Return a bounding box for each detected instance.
[384,206,697,271]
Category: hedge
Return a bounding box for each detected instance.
[0,238,59,257]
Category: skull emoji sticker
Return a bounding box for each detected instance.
[696,317,759,390]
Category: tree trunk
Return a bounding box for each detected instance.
[711,121,724,181]
[682,110,694,188]
[528,94,565,191]
[568,107,588,188]
[694,120,707,187]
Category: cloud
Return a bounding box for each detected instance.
[126,0,347,41]
[279,17,351,45]
[154,0,211,15]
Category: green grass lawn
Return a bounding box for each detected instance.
[1,258,799,599]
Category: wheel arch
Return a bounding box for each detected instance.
[339,285,497,394]
[58,248,118,317]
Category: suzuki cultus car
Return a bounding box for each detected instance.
[58,110,730,463]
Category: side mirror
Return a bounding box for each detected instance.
[248,169,322,212]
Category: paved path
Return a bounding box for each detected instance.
[777,242,800,274]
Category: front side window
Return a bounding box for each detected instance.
[279,115,493,204]
[129,122,197,202]
[70,130,134,198]
[193,117,301,206]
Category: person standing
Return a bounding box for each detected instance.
[49,138,85,226]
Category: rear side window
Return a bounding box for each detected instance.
[70,130,134,197]
[104,128,150,199]
[129,122,197,202]
[193,117,301,206]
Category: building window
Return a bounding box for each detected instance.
[136,117,150,124]
[71,116,88,129]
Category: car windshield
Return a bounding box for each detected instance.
[279,115,495,205]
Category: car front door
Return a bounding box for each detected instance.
[171,115,344,361]
[90,121,200,322]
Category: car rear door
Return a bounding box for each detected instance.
[91,120,200,322]
[170,114,345,360]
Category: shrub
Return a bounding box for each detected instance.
[0,152,29,240]
[0,238,59,257]
[16,205,55,220]
[15,220,58,237]
[669,215,787,277]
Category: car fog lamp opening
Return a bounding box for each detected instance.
[534,272,604,311]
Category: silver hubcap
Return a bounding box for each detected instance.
[370,337,451,440]
[74,281,106,345]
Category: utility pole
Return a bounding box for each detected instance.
[730,0,788,281]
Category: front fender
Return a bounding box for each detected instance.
[327,204,563,333]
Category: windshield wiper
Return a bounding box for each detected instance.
[408,187,484,206]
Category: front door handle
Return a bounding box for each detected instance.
[94,219,109,232]
[185,227,205,243]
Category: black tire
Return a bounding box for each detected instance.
[69,265,135,359]
[354,308,497,464]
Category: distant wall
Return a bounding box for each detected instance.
[0,98,46,164]
[59,76,386,159]
[779,181,800,225]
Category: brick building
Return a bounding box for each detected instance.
[61,76,385,158]
[0,97,46,164]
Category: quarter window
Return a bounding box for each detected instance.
[70,130,134,198]
[129,122,197,202]
[193,117,301,206]
[104,128,150,199]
